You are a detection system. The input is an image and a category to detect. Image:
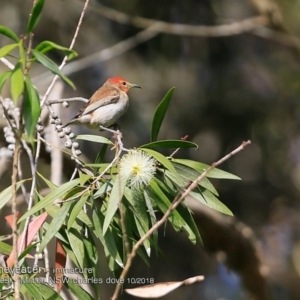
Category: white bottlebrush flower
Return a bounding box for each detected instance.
[119,150,156,188]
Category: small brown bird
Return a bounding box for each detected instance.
[65,77,141,129]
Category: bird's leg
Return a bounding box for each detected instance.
[99,125,127,152]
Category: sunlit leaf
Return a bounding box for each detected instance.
[18,178,81,222]
[173,162,218,195]
[151,87,175,142]
[0,71,11,93]
[31,49,75,88]
[64,279,94,300]
[67,224,85,270]
[190,189,233,215]
[0,179,29,211]
[141,148,178,176]
[75,134,113,145]
[10,63,24,102]
[0,25,19,42]
[141,139,198,149]
[173,159,241,180]
[83,230,100,299]
[26,0,45,34]
[0,43,18,58]
[23,282,63,300]
[39,202,72,253]
[24,77,41,141]
[67,194,88,229]
[103,176,126,235]
[35,40,77,60]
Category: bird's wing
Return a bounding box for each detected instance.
[77,87,120,117]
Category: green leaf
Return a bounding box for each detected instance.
[0,241,12,255]
[103,176,126,235]
[124,188,151,255]
[67,224,85,270]
[173,159,241,180]
[0,25,19,42]
[64,278,94,300]
[0,71,11,94]
[67,194,88,229]
[35,41,77,60]
[37,171,57,190]
[141,148,178,176]
[26,0,45,34]
[24,77,41,141]
[10,63,24,102]
[22,282,43,300]
[92,205,123,270]
[83,232,100,299]
[191,189,233,215]
[31,49,75,89]
[151,87,175,142]
[173,162,218,195]
[39,201,72,253]
[0,43,18,58]
[75,134,113,145]
[24,282,63,300]
[148,181,198,241]
[141,139,198,149]
[0,179,29,211]
[19,178,81,222]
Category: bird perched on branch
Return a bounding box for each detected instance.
[65,77,141,130]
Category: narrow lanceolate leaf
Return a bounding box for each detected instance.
[23,282,63,300]
[0,71,11,93]
[0,179,29,211]
[35,41,77,60]
[67,224,85,270]
[0,25,19,42]
[24,77,41,141]
[26,0,45,34]
[141,139,198,149]
[67,194,88,229]
[10,63,24,103]
[190,189,233,216]
[151,87,175,142]
[103,176,126,235]
[141,148,178,176]
[75,134,113,145]
[0,43,18,58]
[173,158,241,180]
[64,279,94,300]
[18,178,81,222]
[39,202,72,253]
[31,49,75,89]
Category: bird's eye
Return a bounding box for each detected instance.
[122,82,126,86]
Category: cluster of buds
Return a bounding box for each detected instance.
[1,98,19,153]
[48,110,81,157]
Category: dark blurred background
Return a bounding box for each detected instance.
[1,0,300,299]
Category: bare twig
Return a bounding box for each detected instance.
[82,1,269,37]
[40,0,91,107]
[45,97,89,105]
[111,140,251,300]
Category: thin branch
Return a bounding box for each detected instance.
[45,97,89,105]
[111,140,251,300]
[40,0,91,107]
[33,26,159,84]
[82,1,269,37]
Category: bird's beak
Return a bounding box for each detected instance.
[129,83,141,89]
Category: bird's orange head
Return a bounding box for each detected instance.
[107,77,141,93]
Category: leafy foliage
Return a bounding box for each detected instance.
[0,2,241,299]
